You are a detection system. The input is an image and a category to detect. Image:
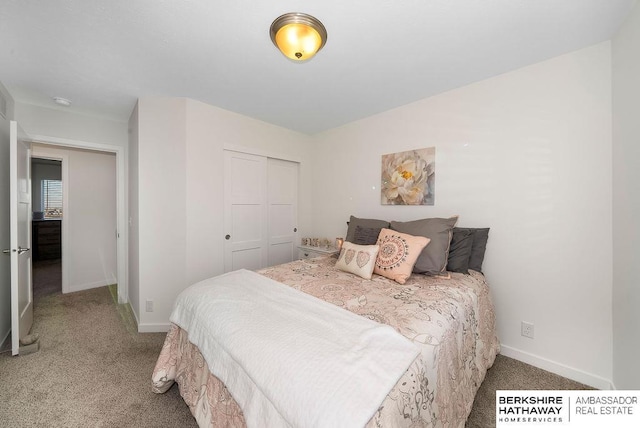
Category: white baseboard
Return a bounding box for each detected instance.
[137,322,171,333]
[500,345,614,390]
[131,306,170,333]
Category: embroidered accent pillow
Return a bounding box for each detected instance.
[373,228,430,284]
[335,241,380,280]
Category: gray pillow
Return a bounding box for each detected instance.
[454,227,490,272]
[390,216,458,275]
[446,228,475,274]
[345,216,389,243]
[353,226,382,246]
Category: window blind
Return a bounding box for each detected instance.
[42,179,63,218]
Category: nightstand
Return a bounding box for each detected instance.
[298,245,340,260]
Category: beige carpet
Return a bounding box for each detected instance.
[0,280,591,427]
[0,285,197,427]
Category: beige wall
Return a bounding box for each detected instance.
[0,82,15,121]
[612,1,640,390]
[184,99,314,285]
[14,102,128,147]
[311,42,614,388]
[134,97,187,330]
[131,98,314,331]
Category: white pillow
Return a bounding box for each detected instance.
[335,241,380,280]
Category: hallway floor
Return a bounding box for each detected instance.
[32,258,61,299]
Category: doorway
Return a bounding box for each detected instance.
[1,125,127,355]
[31,158,63,300]
[26,135,127,305]
[31,144,117,297]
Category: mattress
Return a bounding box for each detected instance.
[152,255,499,427]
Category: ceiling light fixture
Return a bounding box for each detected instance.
[270,12,327,61]
[53,97,72,107]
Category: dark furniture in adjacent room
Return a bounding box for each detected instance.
[32,219,61,261]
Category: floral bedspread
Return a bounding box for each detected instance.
[152,256,499,427]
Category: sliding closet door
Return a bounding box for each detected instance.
[223,151,268,272]
[267,158,298,266]
[223,151,299,273]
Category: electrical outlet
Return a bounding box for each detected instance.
[146,299,154,312]
[521,321,534,339]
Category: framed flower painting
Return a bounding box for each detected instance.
[381,147,435,205]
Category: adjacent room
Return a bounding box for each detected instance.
[0,1,639,427]
[30,157,63,297]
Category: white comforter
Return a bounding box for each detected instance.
[169,269,419,428]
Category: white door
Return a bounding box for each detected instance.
[9,121,32,355]
[0,115,11,347]
[223,151,268,272]
[267,158,298,266]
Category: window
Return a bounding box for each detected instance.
[42,179,63,218]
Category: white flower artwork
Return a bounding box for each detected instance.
[381,147,435,205]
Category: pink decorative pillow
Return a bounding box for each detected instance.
[335,241,380,280]
[374,228,430,284]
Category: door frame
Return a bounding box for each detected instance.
[27,134,127,304]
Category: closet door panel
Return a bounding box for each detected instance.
[267,158,298,267]
[223,151,268,273]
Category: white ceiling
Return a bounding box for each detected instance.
[1,0,636,134]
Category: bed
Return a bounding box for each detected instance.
[152,254,499,427]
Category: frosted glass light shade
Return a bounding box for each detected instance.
[270,13,327,61]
